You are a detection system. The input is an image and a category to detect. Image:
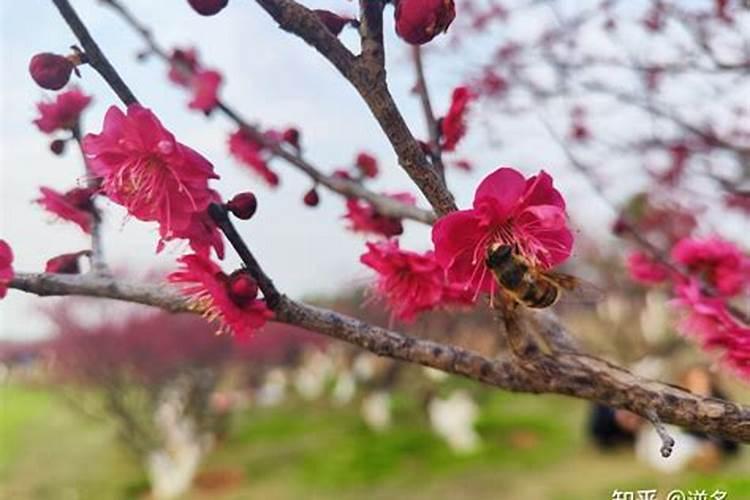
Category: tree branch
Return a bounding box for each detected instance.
[253,0,457,216]
[412,45,445,181]
[9,271,750,444]
[99,0,435,225]
[51,0,138,106]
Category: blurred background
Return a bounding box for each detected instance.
[2,0,749,498]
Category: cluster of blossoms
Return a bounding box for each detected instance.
[627,235,750,378]
[344,193,415,238]
[166,47,222,113]
[359,166,574,321]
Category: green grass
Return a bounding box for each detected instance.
[1,383,748,500]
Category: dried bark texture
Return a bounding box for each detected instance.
[10,271,750,444]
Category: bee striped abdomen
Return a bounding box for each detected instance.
[519,280,559,309]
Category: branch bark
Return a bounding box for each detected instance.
[253,0,457,216]
[9,271,750,444]
[99,0,435,225]
[51,0,138,105]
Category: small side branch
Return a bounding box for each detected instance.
[51,0,138,106]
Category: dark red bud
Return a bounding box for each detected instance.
[227,192,257,220]
[187,0,228,16]
[45,251,89,274]
[612,217,631,236]
[227,270,258,306]
[29,53,75,90]
[303,188,320,207]
[314,10,354,36]
[282,128,300,149]
[266,171,280,187]
[50,139,66,156]
[355,152,378,178]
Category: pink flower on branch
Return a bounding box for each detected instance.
[432,167,573,295]
[228,128,280,187]
[673,280,750,379]
[671,236,749,297]
[355,152,379,179]
[344,193,416,238]
[360,240,473,322]
[82,104,222,256]
[440,86,474,152]
[0,240,13,299]
[169,253,273,338]
[33,88,92,134]
[626,251,671,285]
[188,70,222,113]
[36,187,96,234]
[168,48,200,87]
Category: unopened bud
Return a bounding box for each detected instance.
[29,53,75,90]
[303,188,320,207]
[227,192,257,220]
[187,0,229,16]
[226,270,259,306]
[50,139,66,156]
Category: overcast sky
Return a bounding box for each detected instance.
[1,0,746,340]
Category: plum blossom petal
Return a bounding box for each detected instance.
[433,166,574,295]
[169,254,273,338]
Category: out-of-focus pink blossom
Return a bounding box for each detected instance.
[169,253,273,338]
[344,193,416,238]
[626,251,670,285]
[168,48,200,86]
[0,240,13,299]
[188,70,222,113]
[228,129,280,187]
[432,167,573,295]
[82,104,221,256]
[673,280,750,379]
[33,89,92,134]
[355,152,379,178]
[671,236,749,297]
[36,187,96,234]
[441,86,474,152]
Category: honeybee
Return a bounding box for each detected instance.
[485,243,595,309]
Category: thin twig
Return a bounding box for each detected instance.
[51,0,138,105]
[412,45,445,183]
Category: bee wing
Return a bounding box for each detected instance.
[544,272,604,307]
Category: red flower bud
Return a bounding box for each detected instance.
[187,0,228,16]
[50,139,66,156]
[355,152,379,179]
[29,53,75,90]
[303,188,320,207]
[612,217,631,236]
[314,10,354,36]
[394,0,456,45]
[45,250,89,274]
[227,192,257,220]
[282,127,301,149]
[226,270,258,307]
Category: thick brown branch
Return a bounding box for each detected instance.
[253,0,457,216]
[9,272,750,444]
[51,0,138,106]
